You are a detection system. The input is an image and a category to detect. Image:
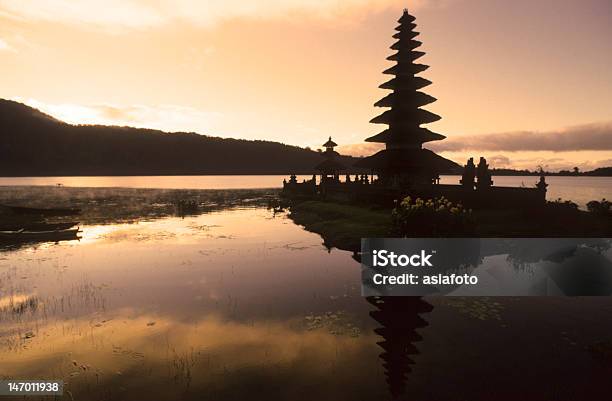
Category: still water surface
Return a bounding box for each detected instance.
[2,204,612,400]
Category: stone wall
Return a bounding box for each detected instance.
[283,179,546,211]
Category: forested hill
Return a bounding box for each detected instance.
[0,99,362,176]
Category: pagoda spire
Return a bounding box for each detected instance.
[355,9,457,186]
[368,8,444,146]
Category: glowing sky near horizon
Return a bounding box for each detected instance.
[1,0,611,170]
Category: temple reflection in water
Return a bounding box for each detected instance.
[368,296,433,399]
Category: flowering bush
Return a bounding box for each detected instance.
[392,196,474,236]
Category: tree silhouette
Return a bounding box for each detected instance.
[0,99,361,176]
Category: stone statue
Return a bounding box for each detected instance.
[536,175,548,191]
[476,157,493,189]
[461,157,476,189]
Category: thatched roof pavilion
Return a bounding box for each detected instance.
[315,136,344,178]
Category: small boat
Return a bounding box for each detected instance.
[1,205,81,216]
[0,228,81,242]
[0,222,79,232]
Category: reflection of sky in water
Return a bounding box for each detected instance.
[3,209,612,400]
[0,209,389,400]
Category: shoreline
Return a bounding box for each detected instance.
[0,186,279,226]
[287,200,612,253]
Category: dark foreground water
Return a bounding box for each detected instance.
[2,199,612,400]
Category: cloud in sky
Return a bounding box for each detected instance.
[442,153,612,171]
[487,155,511,168]
[495,156,612,172]
[0,0,442,32]
[0,0,165,32]
[15,98,223,134]
[337,122,612,171]
[0,37,14,52]
[428,122,612,152]
[338,122,612,157]
[337,142,382,157]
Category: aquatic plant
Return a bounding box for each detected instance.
[392,196,474,236]
[588,340,612,365]
[543,198,580,217]
[587,199,611,217]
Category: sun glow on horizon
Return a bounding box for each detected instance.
[2,0,611,170]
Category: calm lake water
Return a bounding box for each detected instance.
[1,195,612,400]
[1,175,611,208]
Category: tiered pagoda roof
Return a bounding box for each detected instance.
[322,137,338,148]
[315,136,344,174]
[356,9,457,176]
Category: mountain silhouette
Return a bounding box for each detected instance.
[0,99,362,176]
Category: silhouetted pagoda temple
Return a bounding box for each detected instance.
[282,9,548,210]
[356,8,456,187]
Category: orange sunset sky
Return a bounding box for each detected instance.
[1,0,611,170]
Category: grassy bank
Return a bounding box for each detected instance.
[288,201,391,252]
[287,199,612,253]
